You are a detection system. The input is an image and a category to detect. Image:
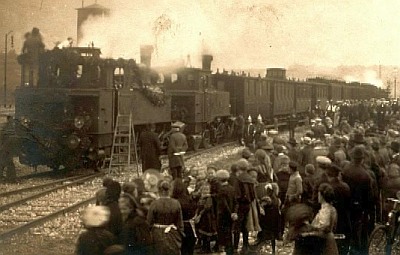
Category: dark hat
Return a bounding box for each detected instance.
[289,161,298,171]
[305,164,315,175]
[261,142,274,151]
[391,141,400,153]
[241,148,253,159]
[326,164,341,177]
[352,132,366,144]
[332,138,342,147]
[288,137,298,145]
[273,136,285,145]
[305,130,314,138]
[371,137,380,150]
[351,145,365,159]
[275,144,284,153]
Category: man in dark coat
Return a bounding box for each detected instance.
[244,116,255,150]
[327,164,352,255]
[168,121,188,179]
[104,180,123,240]
[139,123,161,171]
[341,146,374,255]
[232,159,255,253]
[299,137,315,169]
[215,169,237,255]
[235,114,245,145]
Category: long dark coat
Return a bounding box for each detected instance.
[121,211,153,255]
[328,178,351,240]
[299,145,315,168]
[76,228,117,255]
[139,130,161,171]
[167,130,188,169]
[216,183,237,247]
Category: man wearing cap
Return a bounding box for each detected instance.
[389,141,400,167]
[168,122,188,179]
[313,100,323,118]
[285,161,303,206]
[311,156,331,210]
[341,146,374,255]
[311,118,326,140]
[299,137,315,170]
[287,138,301,167]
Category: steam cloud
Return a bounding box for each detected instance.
[78,0,281,69]
[343,70,383,88]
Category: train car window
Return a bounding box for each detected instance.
[114,67,124,89]
[77,65,83,79]
[171,73,178,83]
[157,73,164,84]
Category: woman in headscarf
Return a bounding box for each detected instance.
[119,193,153,255]
[104,180,123,239]
[254,149,277,183]
[171,178,197,255]
[147,180,184,255]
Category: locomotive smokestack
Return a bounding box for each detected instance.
[140,45,154,68]
[202,55,213,71]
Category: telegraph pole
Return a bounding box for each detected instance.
[4,31,13,107]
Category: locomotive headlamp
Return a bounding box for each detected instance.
[20,116,30,128]
[74,116,85,129]
[67,134,81,149]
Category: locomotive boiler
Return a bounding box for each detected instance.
[15,46,171,171]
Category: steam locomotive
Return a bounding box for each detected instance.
[14,45,386,171]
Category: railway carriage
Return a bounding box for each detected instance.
[13,42,388,172]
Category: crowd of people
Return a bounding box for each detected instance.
[75,98,400,255]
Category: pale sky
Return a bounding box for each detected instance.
[1,0,399,69]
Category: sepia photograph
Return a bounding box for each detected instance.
[0,0,399,254]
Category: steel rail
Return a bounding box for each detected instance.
[0,142,238,241]
[0,196,96,241]
[0,173,103,213]
[0,174,94,198]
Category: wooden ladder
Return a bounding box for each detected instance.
[108,113,139,175]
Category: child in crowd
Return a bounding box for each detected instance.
[194,182,217,253]
[215,169,237,255]
[257,183,281,255]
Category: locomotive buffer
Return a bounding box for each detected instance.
[108,113,139,175]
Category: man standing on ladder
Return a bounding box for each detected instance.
[168,121,188,179]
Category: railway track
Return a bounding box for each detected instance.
[0,172,103,241]
[0,142,238,242]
